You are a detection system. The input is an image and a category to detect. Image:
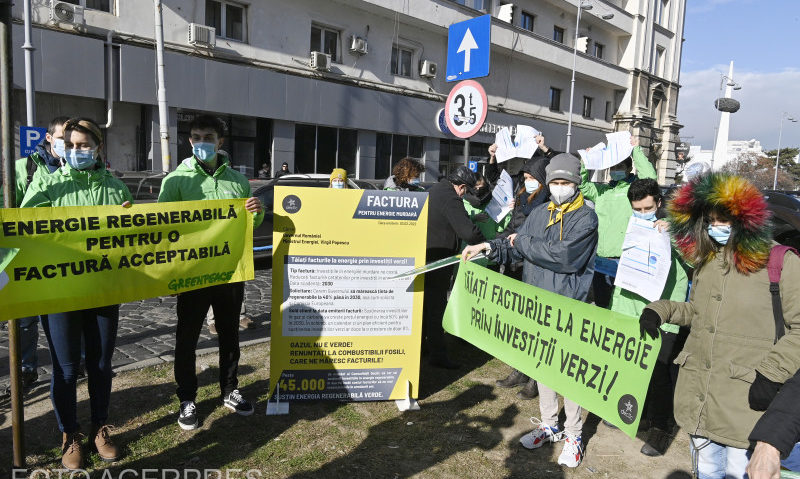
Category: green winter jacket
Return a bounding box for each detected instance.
[20,163,133,208]
[609,250,689,334]
[1,152,56,207]
[579,146,657,258]
[646,250,800,448]
[158,155,263,228]
[463,199,511,241]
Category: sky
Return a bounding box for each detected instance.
[677,0,800,151]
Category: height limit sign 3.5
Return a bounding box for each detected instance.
[444,80,488,139]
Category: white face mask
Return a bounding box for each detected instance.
[550,184,576,205]
[524,179,540,194]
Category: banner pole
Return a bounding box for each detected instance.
[1,0,27,469]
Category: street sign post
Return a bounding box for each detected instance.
[446,14,491,82]
[19,125,46,157]
[444,80,488,139]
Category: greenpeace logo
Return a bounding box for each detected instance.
[167,271,235,291]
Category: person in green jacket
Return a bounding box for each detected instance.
[579,136,657,308]
[608,179,689,457]
[158,115,263,431]
[463,173,511,242]
[21,117,131,470]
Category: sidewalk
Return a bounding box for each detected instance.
[0,267,272,389]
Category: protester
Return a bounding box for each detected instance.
[257,162,271,179]
[21,117,132,470]
[463,153,598,468]
[491,154,551,399]
[639,173,800,479]
[463,172,509,243]
[424,166,485,369]
[10,116,70,390]
[608,178,689,456]
[158,115,264,430]
[747,368,800,479]
[384,157,425,191]
[579,137,657,308]
[274,162,291,178]
[330,168,348,189]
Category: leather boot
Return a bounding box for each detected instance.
[516,379,539,400]
[91,424,120,462]
[61,432,84,471]
[496,369,529,388]
[640,427,670,457]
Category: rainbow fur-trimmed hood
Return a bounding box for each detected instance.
[667,173,772,274]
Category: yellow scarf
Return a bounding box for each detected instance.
[546,193,585,240]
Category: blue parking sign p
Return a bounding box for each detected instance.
[20,126,48,158]
[468,160,478,172]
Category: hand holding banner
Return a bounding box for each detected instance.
[443,260,660,438]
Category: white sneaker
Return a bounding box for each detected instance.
[557,433,584,468]
[520,417,563,450]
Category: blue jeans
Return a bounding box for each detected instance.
[690,436,750,479]
[40,305,119,433]
[19,316,41,372]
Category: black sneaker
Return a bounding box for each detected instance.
[223,389,254,416]
[21,369,38,390]
[496,370,529,389]
[178,401,198,430]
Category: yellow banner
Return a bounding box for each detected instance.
[269,187,427,402]
[0,199,253,321]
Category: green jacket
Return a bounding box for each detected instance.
[579,146,657,258]
[609,250,689,334]
[158,155,264,228]
[1,152,55,207]
[646,250,800,448]
[21,163,133,208]
[463,199,511,241]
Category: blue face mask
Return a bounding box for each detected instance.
[524,179,540,193]
[610,170,627,181]
[52,138,66,159]
[66,148,97,170]
[192,142,217,162]
[331,181,345,189]
[633,210,657,221]
[707,225,731,245]
[408,177,420,186]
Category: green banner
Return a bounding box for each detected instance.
[443,260,661,438]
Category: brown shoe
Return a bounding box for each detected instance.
[91,424,120,462]
[61,432,84,470]
[239,315,255,329]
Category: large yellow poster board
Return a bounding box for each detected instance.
[0,199,253,320]
[269,187,427,403]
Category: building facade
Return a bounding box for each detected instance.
[8,0,686,183]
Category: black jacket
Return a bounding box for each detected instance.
[749,368,800,458]
[426,179,485,261]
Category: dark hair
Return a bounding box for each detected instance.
[48,116,70,135]
[63,117,103,146]
[189,115,226,137]
[628,178,662,203]
[392,157,424,186]
[446,166,478,187]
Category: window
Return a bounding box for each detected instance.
[205,1,246,42]
[553,26,565,43]
[549,87,562,111]
[593,42,605,59]
[521,12,535,32]
[450,0,486,11]
[375,134,424,178]
[311,25,340,61]
[63,0,112,12]
[582,96,593,119]
[391,45,413,77]
[605,101,614,122]
[654,46,666,77]
[294,125,358,174]
[655,0,669,28]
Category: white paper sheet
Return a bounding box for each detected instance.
[578,131,634,170]
[614,216,672,302]
[485,170,515,223]
[495,125,540,163]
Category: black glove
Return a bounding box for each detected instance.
[749,371,782,411]
[638,308,661,340]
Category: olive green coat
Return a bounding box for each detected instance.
[647,250,800,448]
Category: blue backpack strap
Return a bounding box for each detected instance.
[768,245,799,344]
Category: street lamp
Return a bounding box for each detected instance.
[710,73,742,170]
[565,1,613,153]
[772,112,798,190]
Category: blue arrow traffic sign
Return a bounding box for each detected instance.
[446,14,491,82]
